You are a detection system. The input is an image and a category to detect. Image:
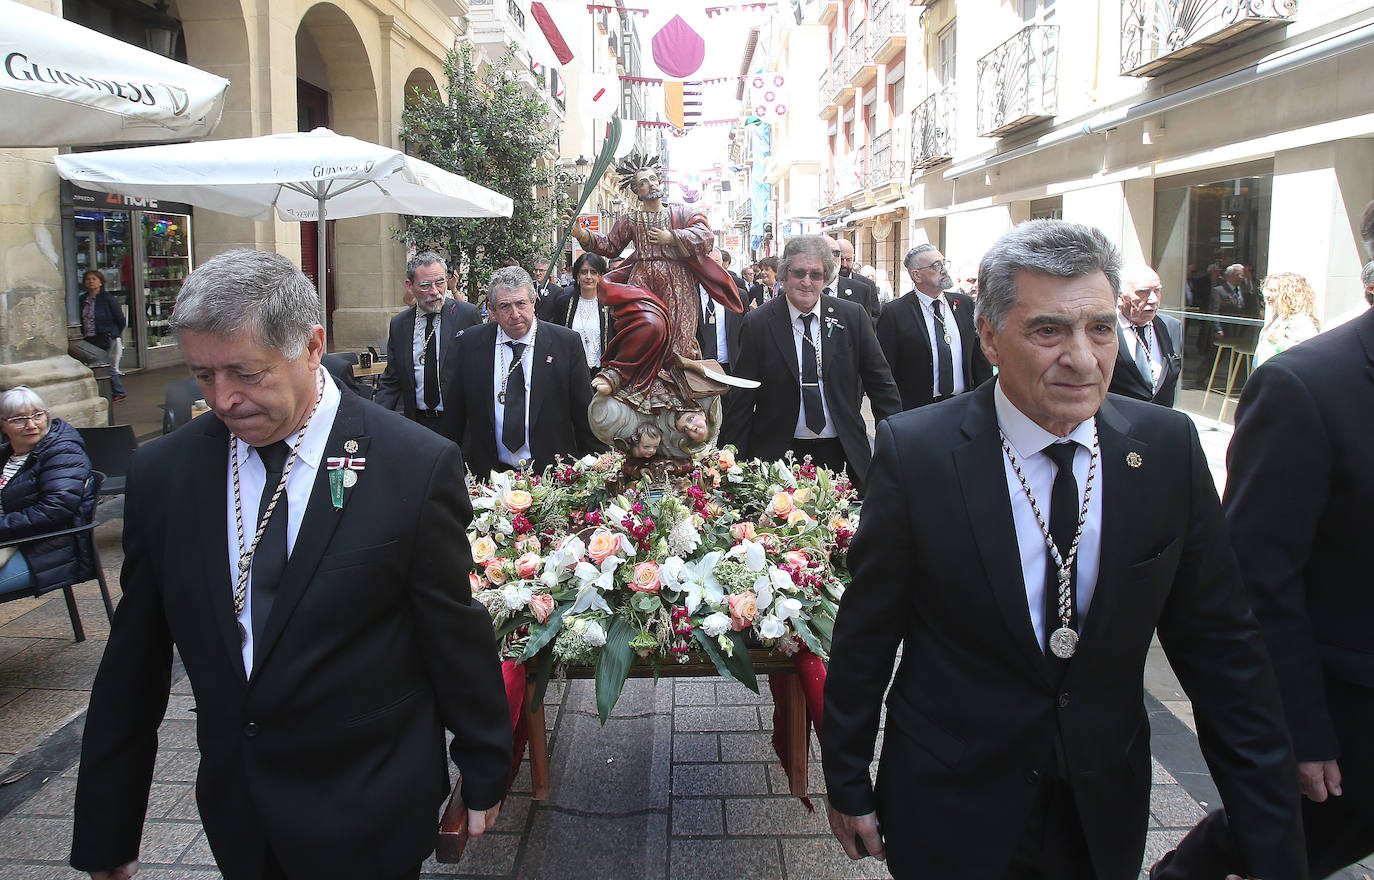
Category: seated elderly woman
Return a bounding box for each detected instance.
[0,387,94,596]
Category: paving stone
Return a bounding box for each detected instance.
[1151,757,1178,786]
[766,760,827,796]
[164,694,197,719]
[725,796,831,836]
[420,830,521,876]
[0,684,23,710]
[522,810,667,879]
[672,763,769,797]
[718,731,778,763]
[0,636,33,663]
[0,596,47,627]
[672,798,723,836]
[546,713,664,813]
[563,677,666,717]
[499,794,532,831]
[165,786,202,821]
[673,733,718,763]
[116,870,220,879]
[177,830,217,866]
[157,719,199,750]
[150,748,200,783]
[1143,827,1188,866]
[0,689,87,753]
[673,681,717,706]
[0,815,73,860]
[669,838,781,880]
[0,865,85,879]
[0,597,112,640]
[780,837,894,879]
[11,776,76,816]
[715,680,771,705]
[1149,784,1206,827]
[137,820,202,864]
[509,760,530,794]
[673,706,760,732]
[0,638,106,689]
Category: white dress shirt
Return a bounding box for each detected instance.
[993,380,1103,648]
[1118,314,1164,393]
[699,286,729,365]
[226,365,341,677]
[570,296,601,368]
[411,301,448,411]
[494,321,535,467]
[788,300,838,440]
[914,289,966,397]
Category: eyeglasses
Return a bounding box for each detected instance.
[788,268,826,282]
[413,279,448,292]
[915,260,949,273]
[4,411,48,426]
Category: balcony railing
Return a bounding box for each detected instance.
[841,145,867,196]
[831,50,846,100]
[867,129,905,188]
[819,68,830,105]
[847,21,869,82]
[507,0,525,31]
[870,0,907,63]
[820,168,836,207]
[1121,0,1297,76]
[911,86,956,170]
[976,24,1058,138]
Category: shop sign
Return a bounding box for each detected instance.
[72,186,192,215]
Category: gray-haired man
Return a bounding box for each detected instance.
[71,249,511,880]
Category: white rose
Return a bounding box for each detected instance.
[701,612,732,637]
[582,620,607,647]
[776,597,803,619]
[758,615,786,639]
[501,584,532,611]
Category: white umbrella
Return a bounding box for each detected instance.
[54,128,515,329]
[0,0,229,148]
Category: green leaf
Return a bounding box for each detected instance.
[519,603,570,663]
[791,616,827,659]
[494,614,525,641]
[692,629,759,693]
[594,615,636,724]
[632,592,662,614]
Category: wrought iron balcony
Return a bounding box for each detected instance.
[867,129,905,188]
[820,168,836,207]
[830,51,852,104]
[977,24,1058,138]
[847,22,874,85]
[1121,0,1297,76]
[507,0,525,31]
[871,0,907,64]
[911,86,957,170]
[841,145,867,197]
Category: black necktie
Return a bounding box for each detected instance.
[1133,325,1153,383]
[1042,442,1080,653]
[933,299,954,398]
[251,440,290,647]
[698,298,718,360]
[423,313,439,410]
[502,341,527,455]
[800,314,825,433]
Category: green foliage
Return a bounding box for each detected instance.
[396,42,574,303]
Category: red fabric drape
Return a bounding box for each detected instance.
[769,648,827,808]
[501,660,529,787]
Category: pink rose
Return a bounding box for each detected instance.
[528,593,555,624]
[785,550,810,569]
[503,489,533,512]
[515,552,542,580]
[469,572,483,592]
[730,522,757,542]
[630,561,661,594]
[484,560,508,585]
[471,535,498,565]
[515,534,541,554]
[770,491,796,519]
[728,591,758,631]
[587,528,622,564]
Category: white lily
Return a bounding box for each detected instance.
[728,539,766,572]
[471,495,497,511]
[701,612,732,637]
[769,566,796,594]
[752,574,774,612]
[658,556,688,592]
[570,584,612,615]
[775,597,803,619]
[758,615,786,639]
[605,502,630,524]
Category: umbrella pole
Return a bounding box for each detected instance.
[317,193,328,343]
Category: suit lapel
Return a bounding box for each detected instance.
[819,297,843,379]
[768,300,801,385]
[194,421,246,684]
[251,392,368,678]
[952,294,978,378]
[529,325,554,437]
[1075,400,1147,655]
[953,385,1053,682]
[397,307,417,391]
[905,292,933,354]
[440,299,461,378]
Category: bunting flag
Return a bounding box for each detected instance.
[705,3,770,16]
[652,14,706,78]
[663,80,684,129]
[531,1,573,65]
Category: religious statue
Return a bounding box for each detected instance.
[569,152,751,464]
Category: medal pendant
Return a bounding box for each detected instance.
[342,468,358,488]
[944,332,953,345]
[497,391,506,404]
[328,468,345,509]
[1049,627,1078,659]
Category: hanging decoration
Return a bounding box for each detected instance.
[705,3,770,16]
[586,4,651,15]
[582,71,620,121]
[530,2,574,65]
[749,71,788,119]
[651,14,706,79]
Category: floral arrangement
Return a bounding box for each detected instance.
[468,448,859,721]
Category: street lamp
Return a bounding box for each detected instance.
[574,155,590,183]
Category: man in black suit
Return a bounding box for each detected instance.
[878,243,993,412]
[532,257,563,316]
[1107,264,1184,407]
[1152,308,1374,879]
[722,235,899,494]
[698,248,745,375]
[821,219,1304,880]
[71,250,511,880]
[450,266,601,481]
[829,236,880,326]
[719,249,748,296]
[374,252,480,442]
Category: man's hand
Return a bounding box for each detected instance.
[827,804,885,861]
[1299,759,1342,802]
[468,802,501,837]
[90,861,139,879]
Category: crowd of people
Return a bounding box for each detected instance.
[45,187,1374,879]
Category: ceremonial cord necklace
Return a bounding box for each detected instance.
[416,304,442,365]
[930,297,954,345]
[497,324,537,405]
[791,315,823,380]
[229,371,325,632]
[999,425,1099,659]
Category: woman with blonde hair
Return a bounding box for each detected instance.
[1255,272,1321,365]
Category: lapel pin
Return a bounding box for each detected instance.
[344,439,359,454]
[1126,451,1142,468]
[546,355,554,363]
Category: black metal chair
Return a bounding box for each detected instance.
[76,424,138,496]
[0,470,115,642]
[160,379,201,434]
